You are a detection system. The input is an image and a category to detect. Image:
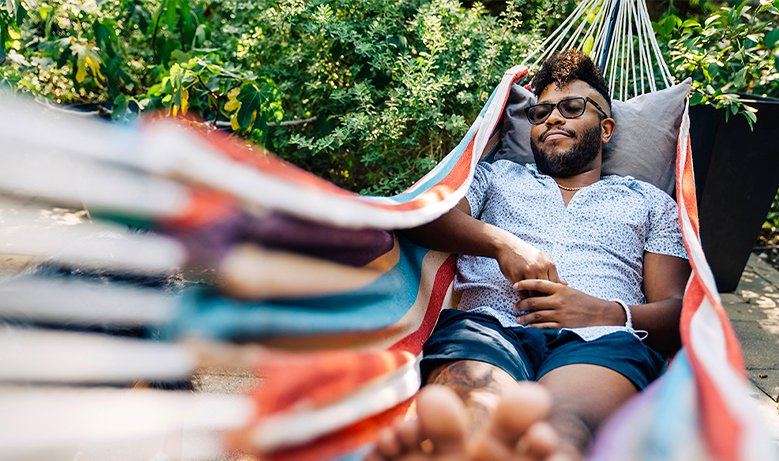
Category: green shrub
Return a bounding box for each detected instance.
[1,0,567,195]
[232,0,555,194]
[654,0,779,128]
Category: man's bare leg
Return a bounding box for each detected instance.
[426,360,518,435]
[537,364,638,458]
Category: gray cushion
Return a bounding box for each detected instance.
[493,78,692,195]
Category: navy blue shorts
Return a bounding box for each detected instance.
[421,309,665,390]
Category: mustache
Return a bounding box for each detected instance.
[539,127,575,141]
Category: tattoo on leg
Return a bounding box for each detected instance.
[427,361,515,435]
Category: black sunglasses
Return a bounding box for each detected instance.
[525,96,609,125]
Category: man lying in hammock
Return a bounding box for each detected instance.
[366,49,691,461]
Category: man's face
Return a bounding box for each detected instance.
[529,80,611,178]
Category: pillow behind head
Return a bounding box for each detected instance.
[494,83,536,166]
[493,78,692,195]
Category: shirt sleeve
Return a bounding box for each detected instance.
[464,162,493,218]
[645,191,688,260]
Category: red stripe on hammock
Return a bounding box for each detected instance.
[249,349,415,417]
[677,126,748,461]
[264,398,415,461]
[193,117,477,212]
[681,279,744,461]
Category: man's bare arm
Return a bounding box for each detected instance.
[400,198,561,285]
[631,252,691,353]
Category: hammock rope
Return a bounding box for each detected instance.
[522,0,675,100]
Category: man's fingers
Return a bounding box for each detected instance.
[515,294,551,312]
[517,309,559,329]
[513,279,561,294]
[518,308,552,324]
[524,322,559,329]
[548,265,561,284]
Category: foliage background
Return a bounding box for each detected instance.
[0,0,574,194]
[1,0,778,203]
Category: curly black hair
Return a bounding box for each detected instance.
[531,50,612,112]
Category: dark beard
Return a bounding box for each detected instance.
[530,123,602,177]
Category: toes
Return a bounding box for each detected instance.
[366,386,469,461]
[517,421,558,459]
[374,427,403,459]
[472,382,555,461]
[415,385,469,454]
[394,417,423,452]
[491,382,552,445]
[370,417,422,461]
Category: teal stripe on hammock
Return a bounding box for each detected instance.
[161,237,429,341]
[588,349,698,461]
[640,350,698,461]
[367,86,501,204]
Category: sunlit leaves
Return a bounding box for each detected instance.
[656,0,779,130]
[71,41,104,84]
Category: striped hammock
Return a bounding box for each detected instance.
[0,62,775,461]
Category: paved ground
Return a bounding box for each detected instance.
[723,253,779,441]
[2,198,779,452]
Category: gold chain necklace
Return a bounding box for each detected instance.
[557,183,584,192]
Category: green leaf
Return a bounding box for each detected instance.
[582,35,594,55]
[194,24,207,47]
[734,67,748,88]
[744,108,757,130]
[39,3,52,20]
[172,68,184,109]
[236,84,261,130]
[170,49,190,62]
[70,43,88,83]
[737,0,751,17]
[6,0,21,25]
[766,29,779,49]
[112,94,129,122]
[681,19,700,29]
[166,2,179,31]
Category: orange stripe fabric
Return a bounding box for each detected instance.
[265,398,415,461]
[251,349,415,417]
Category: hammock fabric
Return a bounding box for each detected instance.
[215,66,777,461]
[0,63,775,461]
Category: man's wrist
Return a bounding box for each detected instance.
[488,227,521,260]
[610,299,632,329]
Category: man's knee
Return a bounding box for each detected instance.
[427,359,517,390]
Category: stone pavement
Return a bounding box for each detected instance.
[723,253,779,441]
[2,199,779,449]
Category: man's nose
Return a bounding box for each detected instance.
[545,105,566,126]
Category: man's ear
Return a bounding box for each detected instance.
[600,117,616,145]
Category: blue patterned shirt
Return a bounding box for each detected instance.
[456,160,688,341]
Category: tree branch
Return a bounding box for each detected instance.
[214,116,317,129]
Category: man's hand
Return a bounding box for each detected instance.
[496,240,561,298]
[513,279,626,329]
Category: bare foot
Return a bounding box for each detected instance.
[366,385,468,461]
[365,383,577,461]
[471,383,572,461]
